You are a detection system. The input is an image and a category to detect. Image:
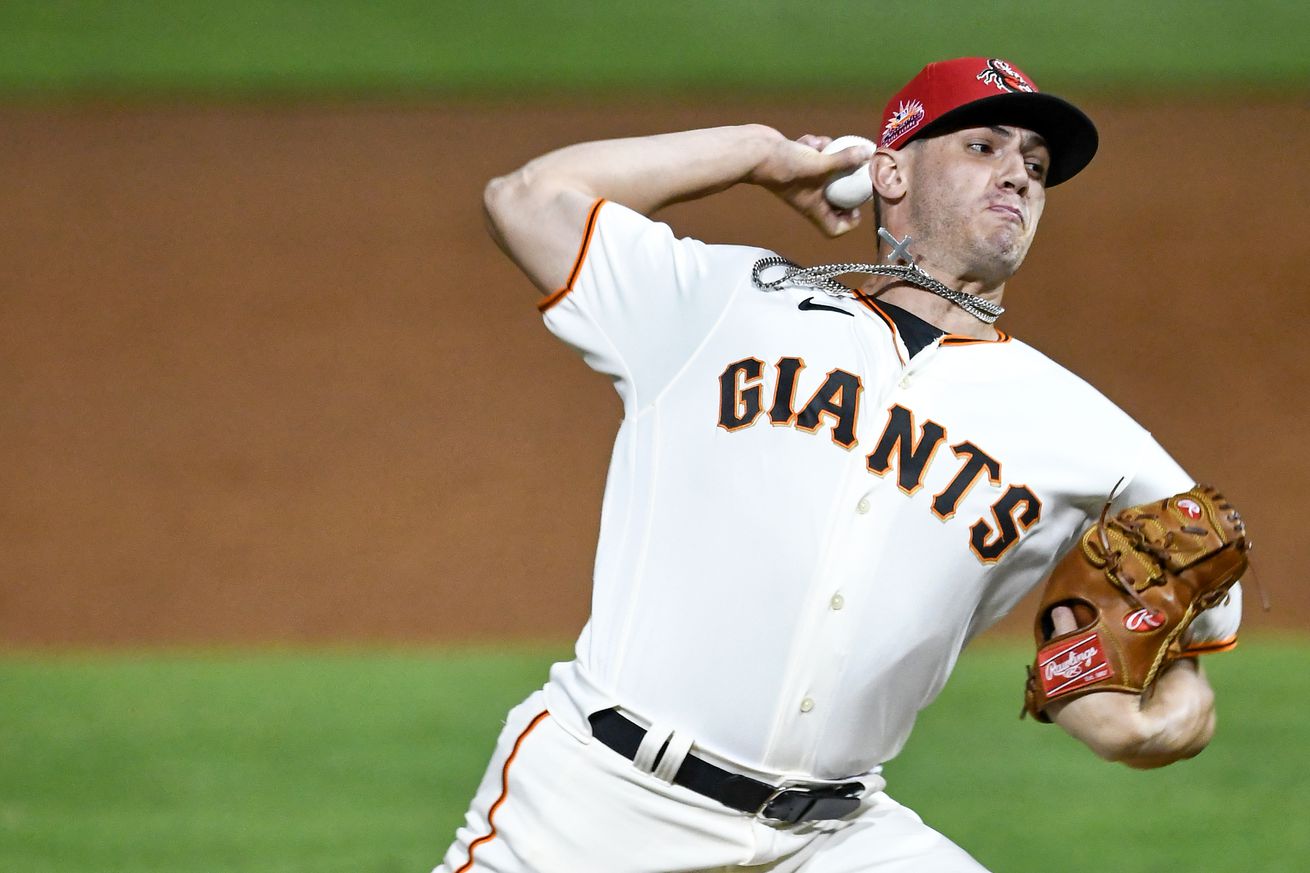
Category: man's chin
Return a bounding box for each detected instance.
[983,237,1030,279]
[965,245,1026,286]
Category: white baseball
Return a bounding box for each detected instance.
[821,135,875,209]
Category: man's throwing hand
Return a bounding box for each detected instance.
[749,133,874,237]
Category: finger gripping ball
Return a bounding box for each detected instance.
[822,135,875,209]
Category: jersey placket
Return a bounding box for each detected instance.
[785,315,945,774]
[759,318,911,775]
[773,448,883,774]
[898,337,944,386]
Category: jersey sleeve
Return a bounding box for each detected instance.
[538,199,761,411]
[1181,584,1242,653]
[1110,432,1192,509]
[1112,432,1243,653]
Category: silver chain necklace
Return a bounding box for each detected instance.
[750,228,1005,325]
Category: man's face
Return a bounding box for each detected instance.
[902,125,1049,284]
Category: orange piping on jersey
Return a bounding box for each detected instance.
[854,295,907,366]
[1180,637,1239,656]
[537,198,607,313]
[454,710,550,873]
[854,294,1011,349]
[940,328,1011,345]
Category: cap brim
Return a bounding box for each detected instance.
[911,92,1098,186]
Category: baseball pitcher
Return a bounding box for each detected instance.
[436,57,1245,872]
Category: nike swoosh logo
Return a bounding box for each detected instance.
[798,296,854,317]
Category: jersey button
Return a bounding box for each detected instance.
[799,697,815,713]
[898,375,911,389]
[856,498,871,514]
[830,593,845,611]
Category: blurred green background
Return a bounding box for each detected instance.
[4,641,1307,873]
[0,0,1306,98]
[1,3,1306,872]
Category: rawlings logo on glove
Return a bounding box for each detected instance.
[1037,632,1112,697]
[1023,485,1250,722]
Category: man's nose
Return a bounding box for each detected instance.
[998,152,1029,195]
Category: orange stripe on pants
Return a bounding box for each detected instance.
[454,710,551,873]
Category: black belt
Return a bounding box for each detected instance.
[588,708,864,824]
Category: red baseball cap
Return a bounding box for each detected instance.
[879,57,1098,186]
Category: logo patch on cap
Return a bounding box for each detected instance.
[1176,497,1203,520]
[977,58,1034,94]
[1124,608,1166,632]
[881,99,925,147]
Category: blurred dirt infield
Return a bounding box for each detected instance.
[1,101,1306,647]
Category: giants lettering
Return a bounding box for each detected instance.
[932,441,1002,520]
[864,404,946,494]
[768,357,804,426]
[717,357,765,430]
[718,357,861,449]
[796,368,861,448]
[716,362,1042,562]
[969,485,1042,563]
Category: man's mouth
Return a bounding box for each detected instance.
[988,204,1024,225]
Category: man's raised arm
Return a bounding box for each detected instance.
[481,125,873,295]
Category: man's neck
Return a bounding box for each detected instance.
[861,279,1004,340]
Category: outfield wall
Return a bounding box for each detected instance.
[2,5,1306,646]
[1,99,1305,646]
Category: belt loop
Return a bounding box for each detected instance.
[633,723,673,774]
[651,730,693,783]
[590,709,866,823]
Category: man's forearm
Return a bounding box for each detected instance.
[503,124,785,216]
[483,125,870,295]
[1050,659,1217,769]
[1120,659,1217,768]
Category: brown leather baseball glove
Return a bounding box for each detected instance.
[1023,485,1250,723]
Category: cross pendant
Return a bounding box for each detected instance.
[878,227,916,265]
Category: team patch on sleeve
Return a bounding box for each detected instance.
[1035,631,1112,699]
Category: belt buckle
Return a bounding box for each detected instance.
[757,781,864,824]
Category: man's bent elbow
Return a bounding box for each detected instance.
[482,167,568,250]
[480,168,591,295]
[482,173,518,245]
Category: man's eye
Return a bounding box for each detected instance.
[968,142,992,154]
[1026,162,1046,178]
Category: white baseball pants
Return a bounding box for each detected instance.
[434,690,988,873]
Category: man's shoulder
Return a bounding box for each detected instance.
[598,201,771,255]
[1002,338,1141,421]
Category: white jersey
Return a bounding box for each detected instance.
[537,200,1238,782]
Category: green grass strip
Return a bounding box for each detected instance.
[0,1,1306,98]
[1,639,1306,871]
[0,647,563,873]
[890,637,1310,872]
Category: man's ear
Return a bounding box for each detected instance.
[872,149,908,201]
